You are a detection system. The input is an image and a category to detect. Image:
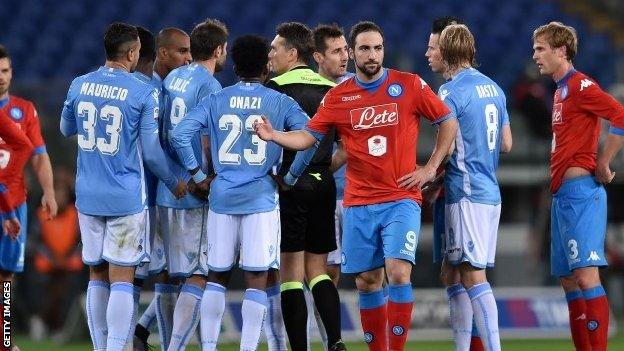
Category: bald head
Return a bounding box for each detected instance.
[155,27,192,77]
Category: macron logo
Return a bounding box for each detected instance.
[587,251,600,262]
[580,79,594,91]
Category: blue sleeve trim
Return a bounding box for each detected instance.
[32,145,47,155]
[609,126,624,136]
[304,127,325,141]
[431,112,456,126]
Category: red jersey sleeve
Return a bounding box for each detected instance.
[578,78,624,131]
[24,101,46,154]
[411,75,452,124]
[306,92,337,138]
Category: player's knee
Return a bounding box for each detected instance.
[559,275,579,292]
[572,268,601,290]
[440,264,460,287]
[89,263,108,282]
[356,270,384,292]
[385,261,411,285]
[327,265,340,286]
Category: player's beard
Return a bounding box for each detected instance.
[356,60,381,78]
[0,84,7,96]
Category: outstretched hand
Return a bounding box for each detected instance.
[253,116,274,142]
[172,180,188,199]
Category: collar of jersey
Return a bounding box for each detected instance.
[355,68,387,93]
[236,80,262,89]
[133,71,151,83]
[0,96,8,108]
[556,68,577,88]
[99,66,129,74]
[153,71,162,82]
[450,67,473,81]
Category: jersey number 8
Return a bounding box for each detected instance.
[77,101,123,155]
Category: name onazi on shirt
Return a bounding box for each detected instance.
[80,82,128,101]
[229,96,262,109]
[475,84,499,99]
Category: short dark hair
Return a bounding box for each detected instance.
[349,21,384,48]
[104,22,139,60]
[136,26,156,64]
[231,35,270,79]
[0,45,9,61]
[313,24,344,53]
[432,17,463,35]
[276,22,314,62]
[190,19,228,61]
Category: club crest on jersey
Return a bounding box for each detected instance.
[387,83,403,97]
[350,103,398,130]
[9,107,23,121]
[552,103,563,125]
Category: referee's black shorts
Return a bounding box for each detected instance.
[280,169,337,254]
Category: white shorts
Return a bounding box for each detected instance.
[205,209,280,272]
[159,205,208,278]
[136,207,167,279]
[445,200,501,268]
[327,199,343,265]
[79,210,149,267]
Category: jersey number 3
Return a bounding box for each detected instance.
[77,101,122,155]
[218,114,266,165]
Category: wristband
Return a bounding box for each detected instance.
[192,169,208,183]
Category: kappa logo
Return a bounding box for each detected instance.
[350,103,399,130]
[341,94,361,102]
[552,103,563,125]
[420,77,428,89]
[587,251,601,261]
[580,79,594,91]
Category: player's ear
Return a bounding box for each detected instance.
[348,48,355,60]
[312,52,323,64]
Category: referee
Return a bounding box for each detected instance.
[266,22,345,351]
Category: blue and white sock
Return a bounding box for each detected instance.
[468,283,500,351]
[447,283,473,351]
[106,282,136,351]
[200,282,226,351]
[241,289,268,351]
[155,283,177,349]
[264,285,287,351]
[86,280,109,351]
[167,284,202,351]
[139,294,157,330]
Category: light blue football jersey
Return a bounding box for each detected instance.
[172,81,310,214]
[156,63,222,209]
[439,68,510,205]
[133,71,163,207]
[60,66,166,216]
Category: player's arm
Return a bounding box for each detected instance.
[501,124,512,153]
[60,79,78,137]
[24,103,57,219]
[282,102,319,185]
[255,119,317,150]
[140,90,186,198]
[329,141,347,173]
[579,80,624,183]
[399,77,458,189]
[170,99,211,181]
